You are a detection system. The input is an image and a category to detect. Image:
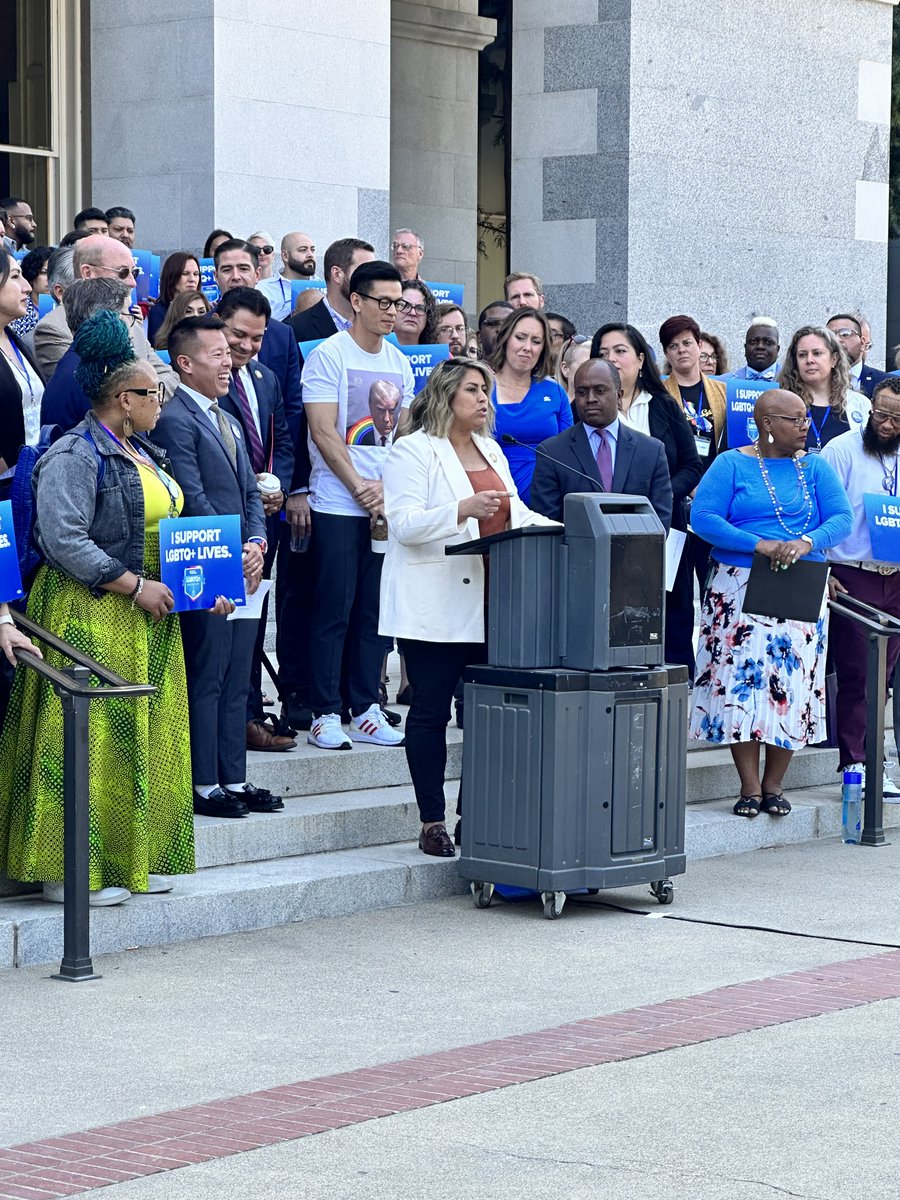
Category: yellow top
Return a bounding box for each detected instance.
[136,459,184,532]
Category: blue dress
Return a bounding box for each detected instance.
[493,377,573,504]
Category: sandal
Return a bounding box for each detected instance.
[734,794,761,818]
[760,792,791,816]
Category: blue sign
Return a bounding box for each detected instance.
[726,378,778,448]
[0,501,24,603]
[155,349,171,364]
[863,493,900,563]
[159,515,246,612]
[387,340,451,394]
[199,259,220,304]
[298,338,326,363]
[37,293,55,318]
[132,249,153,302]
[290,279,326,302]
[425,281,464,307]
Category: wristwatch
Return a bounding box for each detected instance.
[800,535,814,548]
[0,614,14,628]
[248,536,268,555]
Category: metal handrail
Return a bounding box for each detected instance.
[827,592,900,847]
[9,612,156,982]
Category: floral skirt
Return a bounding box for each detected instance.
[689,560,828,749]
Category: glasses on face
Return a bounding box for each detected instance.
[549,329,566,343]
[481,317,505,329]
[699,352,717,365]
[255,245,274,256]
[831,328,858,340]
[401,301,427,316]
[769,414,812,429]
[357,293,411,312]
[124,388,160,400]
[439,324,466,337]
[99,264,141,280]
[871,408,900,427]
[391,241,420,253]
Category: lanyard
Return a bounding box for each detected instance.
[881,455,899,497]
[808,406,830,450]
[99,422,180,516]
[5,338,35,404]
[680,381,711,434]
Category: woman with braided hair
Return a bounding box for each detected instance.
[0,309,195,905]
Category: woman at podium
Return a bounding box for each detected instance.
[380,358,557,857]
[688,389,852,819]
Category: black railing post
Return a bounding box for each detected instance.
[51,665,99,982]
[862,631,887,846]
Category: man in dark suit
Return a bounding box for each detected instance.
[275,238,375,731]
[152,314,283,819]
[827,313,887,398]
[530,358,673,530]
[217,287,296,752]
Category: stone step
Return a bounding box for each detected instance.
[2,788,897,969]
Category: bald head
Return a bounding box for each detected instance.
[755,388,810,452]
[754,388,801,422]
[73,234,136,281]
[573,357,622,429]
[281,232,317,279]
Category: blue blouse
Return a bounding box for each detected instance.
[493,377,573,504]
[690,449,853,567]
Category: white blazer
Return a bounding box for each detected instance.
[379,429,558,643]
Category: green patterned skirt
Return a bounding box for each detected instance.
[0,534,194,891]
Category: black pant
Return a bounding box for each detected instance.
[247,517,280,720]
[309,511,384,716]
[274,519,315,707]
[401,638,486,823]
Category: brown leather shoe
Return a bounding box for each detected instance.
[247,717,296,752]
[418,823,455,857]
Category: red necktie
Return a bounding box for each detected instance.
[232,369,266,473]
[595,430,613,491]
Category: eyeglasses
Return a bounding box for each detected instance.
[698,352,717,365]
[401,301,427,315]
[549,329,567,343]
[357,293,411,312]
[255,245,274,256]
[123,388,160,400]
[871,408,900,427]
[769,414,812,429]
[97,264,141,280]
[439,324,466,336]
[480,317,505,328]
[391,241,420,252]
[831,328,858,340]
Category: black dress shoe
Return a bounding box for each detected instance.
[193,787,248,818]
[418,824,455,857]
[283,693,313,731]
[454,819,461,846]
[396,685,413,706]
[381,705,402,728]
[223,783,284,813]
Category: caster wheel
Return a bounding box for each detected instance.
[471,881,494,909]
[651,880,674,906]
[541,891,566,920]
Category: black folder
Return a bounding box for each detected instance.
[741,553,829,623]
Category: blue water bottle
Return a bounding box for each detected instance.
[841,770,863,843]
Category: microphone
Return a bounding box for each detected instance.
[501,433,601,489]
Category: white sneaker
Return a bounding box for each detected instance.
[883,761,900,803]
[146,874,176,893]
[349,703,405,747]
[307,713,352,750]
[41,883,131,906]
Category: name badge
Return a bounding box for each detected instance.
[863,493,900,563]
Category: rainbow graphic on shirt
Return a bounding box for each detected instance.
[346,417,376,445]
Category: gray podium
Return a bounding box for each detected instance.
[447,493,687,920]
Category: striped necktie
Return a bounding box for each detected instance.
[209,400,238,468]
[231,370,266,472]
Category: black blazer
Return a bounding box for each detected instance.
[645,393,704,529]
[530,421,673,531]
[0,331,43,490]
[220,359,294,493]
[283,297,338,358]
[858,364,888,399]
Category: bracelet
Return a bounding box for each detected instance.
[129,577,144,608]
[0,614,14,628]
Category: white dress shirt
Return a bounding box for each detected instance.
[821,427,899,564]
[235,364,262,438]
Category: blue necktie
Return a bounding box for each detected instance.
[746,367,774,381]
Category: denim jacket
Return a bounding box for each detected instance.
[33,411,171,597]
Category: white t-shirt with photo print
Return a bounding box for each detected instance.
[302,330,415,517]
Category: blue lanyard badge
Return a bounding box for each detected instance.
[807,406,830,451]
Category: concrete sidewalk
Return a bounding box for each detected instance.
[3,834,898,1197]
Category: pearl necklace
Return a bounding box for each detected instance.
[754,445,813,537]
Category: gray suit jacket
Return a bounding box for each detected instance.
[32,301,178,396]
[152,387,267,543]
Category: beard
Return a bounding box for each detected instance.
[863,418,900,457]
[288,255,316,277]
